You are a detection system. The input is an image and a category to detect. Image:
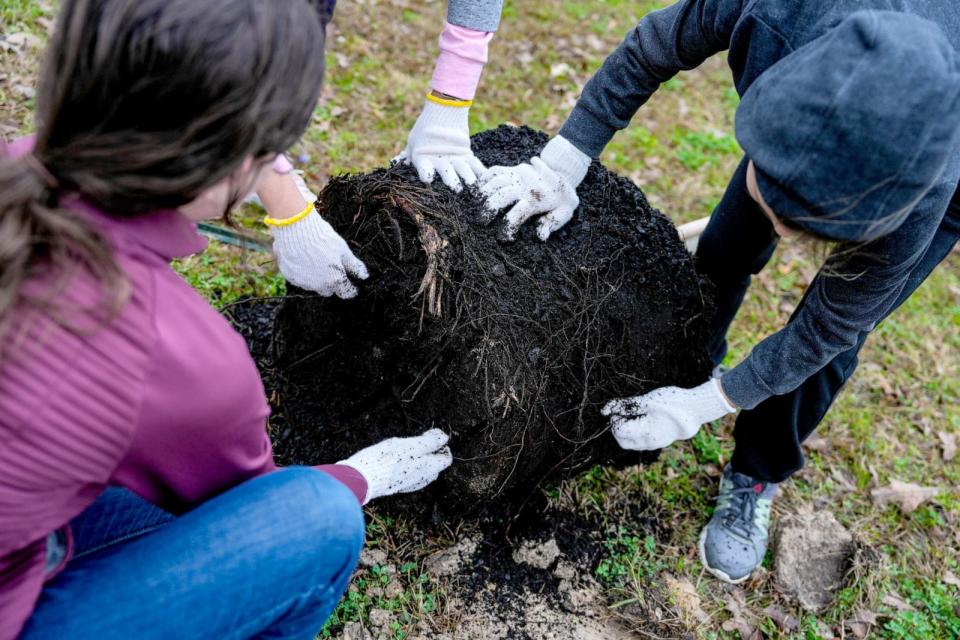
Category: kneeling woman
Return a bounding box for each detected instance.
[0,1,451,638]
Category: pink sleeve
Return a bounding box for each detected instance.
[315,464,368,504]
[430,22,493,101]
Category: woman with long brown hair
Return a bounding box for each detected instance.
[0,2,451,638]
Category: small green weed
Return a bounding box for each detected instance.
[880,574,960,639]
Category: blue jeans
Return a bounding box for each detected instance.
[698,157,960,482]
[22,467,365,640]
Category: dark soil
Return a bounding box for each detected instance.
[243,125,715,511]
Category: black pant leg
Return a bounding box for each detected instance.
[696,157,780,366]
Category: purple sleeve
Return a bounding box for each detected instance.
[3,134,37,158]
[315,464,368,504]
[112,266,278,513]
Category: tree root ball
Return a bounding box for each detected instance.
[271,125,715,507]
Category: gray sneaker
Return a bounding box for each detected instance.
[698,465,778,583]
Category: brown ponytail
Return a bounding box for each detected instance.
[0,0,328,345]
[0,153,126,343]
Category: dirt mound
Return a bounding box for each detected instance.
[270,125,714,507]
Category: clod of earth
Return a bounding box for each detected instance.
[270,125,715,508]
[774,510,856,612]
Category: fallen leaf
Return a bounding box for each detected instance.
[847,622,869,639]
[851,608,878,625]
[664,575,710,625]
[870,479,941,513]
[762,604,799,632]
[938,431,957,461]
[876,374,896,397]
[722,593,755,639]
[803,436,830,452]
[944,571,960,588]
[3,32,43,51]
[882,593,917,612]
[13,84,35,100]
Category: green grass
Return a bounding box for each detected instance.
[0,0,51,33]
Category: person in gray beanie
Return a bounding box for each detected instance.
[480,2,960,584]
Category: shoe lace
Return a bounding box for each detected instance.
[723,483,765,539]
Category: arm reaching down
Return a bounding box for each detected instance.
[396,1,503,191]
[482,0,744,237]
[337,429,454,504]
[258,157,369,298]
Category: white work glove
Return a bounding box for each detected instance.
[394,99,486,193]
[337,428,454,504]
[270,209,369,298]
[601,379,736,451]
[479,135,591,241]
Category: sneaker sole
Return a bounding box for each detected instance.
[697,528,751,585]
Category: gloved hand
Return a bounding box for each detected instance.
[338,428,453,504]
[479,135,591,241]
[601,379,736,451]
[268,208,369,298]
[394,97,486,193]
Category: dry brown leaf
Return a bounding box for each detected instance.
[851,608,878,625]
[870,479,941,513]
[803,436,830,452]
[845,608,878,638]
[722,593,755,639]
[3,33,43,51]
[882,593,917,612]
[762,604,799,632]
[944,570,960,588]
[664,575,710,625]
[938,431,957,461]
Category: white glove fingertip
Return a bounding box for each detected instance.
[468,156,486,178]
[344,253,369,280]
[415,158,436,185]
[538,208,575,242]
[478,166,508,187]
[334,277,359,300]
[437,164,463,193]
[503,200,537,234]
[601,399,622,417]
[412,428,449,454]
[452,159,478,186]
[485,189,521,212]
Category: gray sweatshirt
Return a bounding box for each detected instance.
[559,0,960,409]
[448,0,503,32]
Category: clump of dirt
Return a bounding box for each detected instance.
[268,125,714,507]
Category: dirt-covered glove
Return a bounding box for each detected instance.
[601,380,736,451]
[394,98,486,193]
[268,208,369,298]
[479,135,591,241]
[338,429,453,504]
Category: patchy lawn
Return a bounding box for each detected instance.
[2,1,958,638]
